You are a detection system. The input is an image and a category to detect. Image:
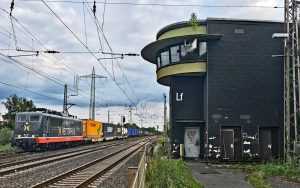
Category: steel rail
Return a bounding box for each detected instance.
[31,138,152,188]
[0,139,135,176]
[0,137,140,170]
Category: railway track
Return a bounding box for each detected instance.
[0,139,138,176]
[31,138,153,188]
[0,153,17,160]
[0,150,26,159]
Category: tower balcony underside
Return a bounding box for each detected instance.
[141,34,221,63]
[156,62,206,86]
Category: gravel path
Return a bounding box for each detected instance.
[187,162,253,188]
[0,138,145,188]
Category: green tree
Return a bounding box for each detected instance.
[124,123,139,129]
[2,94,35,129]
[189,13,198,31]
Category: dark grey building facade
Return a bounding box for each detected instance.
[142,18,284,161]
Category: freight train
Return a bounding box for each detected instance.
[12,109,140,151]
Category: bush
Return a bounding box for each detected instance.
[157,135,167,145]
[0,128,13,146]
[146,158,202,188]
[230,162,300,188]
[146,137,203,188]
[247,171,271,188]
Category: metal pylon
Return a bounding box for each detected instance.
[163,93,167,132]
[81,67,106,120]
[284,0,300,162]
[63,84,68,114]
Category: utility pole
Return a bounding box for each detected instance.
[81,67,106,120]
[129,105,132,124]
[163,93,167,132]
[284,0,300,162]
[63,84,68,114]
[108,110,110,123]
[125,105,133,124]
[62,84,75,115]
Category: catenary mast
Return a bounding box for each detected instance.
[284,0,300,162]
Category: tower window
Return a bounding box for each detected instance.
[161,51,170,66]
[157,56,161,67]
[170,46,180,63]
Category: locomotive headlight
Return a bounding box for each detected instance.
[32,135,35,138]
[18,135,21,138]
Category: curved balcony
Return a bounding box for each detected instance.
[141,21,222,86]
[157,62,206,86]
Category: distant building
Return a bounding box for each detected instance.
[141,18,284,161]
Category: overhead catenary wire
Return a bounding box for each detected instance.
[0,52,123,107]
[0,8,122,107]
[2,3,140,106]
[0,55,122,108]
[0,8,132,111]
[83,1,141,103]
[0,80,62,102]
[82,0,88,46]
[41,0,138,107]
[1,8,76,75]
[22,0,284,9]
[82,0,103,51]
[101,0,106,30]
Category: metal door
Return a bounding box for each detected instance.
[259,128,272,160]
[221,129,234,159]
[184,127,200,157]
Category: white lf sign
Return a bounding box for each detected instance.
[176,92,183,101]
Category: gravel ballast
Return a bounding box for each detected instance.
[0,138,146,188]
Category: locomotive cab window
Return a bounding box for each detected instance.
[29,115,40,122]
[17,115,26,122]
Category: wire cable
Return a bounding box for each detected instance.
[22,0,284,9]
[101,0,106,31]
[41,0,138,107]
[82,0,88,46]
[0,80,62,102]
[0,10,126,108]
[83,1,141,103]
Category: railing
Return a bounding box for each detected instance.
[128,141,154,188]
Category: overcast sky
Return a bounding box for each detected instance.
[0,0,283,130]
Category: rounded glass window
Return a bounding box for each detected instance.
[161,51,170,66]
[170,46,180,63]
[157,57,161,67]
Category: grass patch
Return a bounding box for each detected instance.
[0,128,15,152]
[157,135,167,145]
[0,128,13,146]
[146,158,203,188]
[247,171,271,188]
[145,137,203,188]
[213,162,300,188]
[0,143,15,152]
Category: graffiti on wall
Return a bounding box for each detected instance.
[187,130,196,144]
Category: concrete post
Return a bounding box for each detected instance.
[128,167,138,188]
[180,144,184,158]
